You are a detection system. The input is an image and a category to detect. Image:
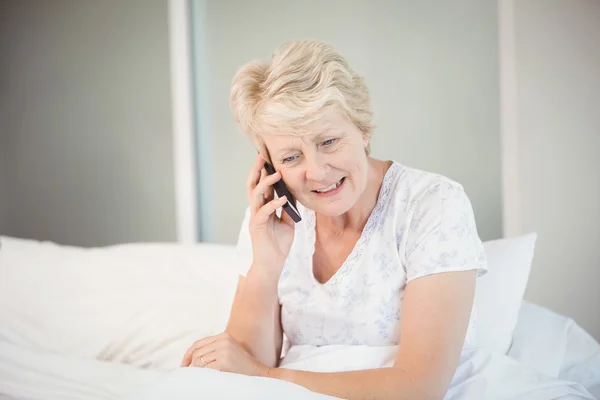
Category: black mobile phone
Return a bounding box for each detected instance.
[264,161,302,223]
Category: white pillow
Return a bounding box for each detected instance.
[474,232,538,354]
[0,236,240,370]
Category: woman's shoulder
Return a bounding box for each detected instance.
[385,161,468,209]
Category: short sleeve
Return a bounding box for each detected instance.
[404,180,488,283]
[236,206,254,277]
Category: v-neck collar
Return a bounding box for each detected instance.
[306,161,400,288]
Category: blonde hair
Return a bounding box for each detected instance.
[229,39,374,158]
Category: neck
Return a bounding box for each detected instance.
[316,158,391,240]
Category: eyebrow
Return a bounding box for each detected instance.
[274,131,339,158]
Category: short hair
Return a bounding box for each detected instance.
[229,39,375,158]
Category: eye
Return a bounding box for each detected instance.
[322,138,337,147]
[282,155,298,163]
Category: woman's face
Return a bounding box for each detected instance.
[262,111,370,216]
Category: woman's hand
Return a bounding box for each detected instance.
[180,332,271,377]
[246,153,295,275]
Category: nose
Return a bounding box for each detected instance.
[304,153,329,182]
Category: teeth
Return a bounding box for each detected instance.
[316,179,342,193]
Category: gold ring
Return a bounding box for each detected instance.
[200,356,206,365]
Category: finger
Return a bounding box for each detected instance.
[191,347,217,368]
[204,360,220,371]
[180,335,219,367]
[259,168,267,201]
[250,171,282,214]
[181,339,208,367]
[258,168,269,194]
[279,205,295,226]
[254,195,288,225]
[246,154,265,200]
[263,169,275,202]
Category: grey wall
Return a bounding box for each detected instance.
[0,0,177,246]
[0,11,8,234]
[195,0,502,244]
[514,0,600,339]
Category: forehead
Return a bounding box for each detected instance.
[261,112,350,149]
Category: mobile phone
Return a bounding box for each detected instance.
[264,161,302,223]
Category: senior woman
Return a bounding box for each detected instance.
[181,39,488,400]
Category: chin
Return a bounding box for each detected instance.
[307,197,356,217]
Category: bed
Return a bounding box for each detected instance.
[0,234,598,399]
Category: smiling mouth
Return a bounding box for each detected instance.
[313,177,345,193]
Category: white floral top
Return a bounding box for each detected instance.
[236,161,488,348]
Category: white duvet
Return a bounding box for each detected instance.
[1,301,598,400]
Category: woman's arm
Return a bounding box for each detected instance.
[222,154,294,368]
[267,270,476,400]
[225,267,283,368]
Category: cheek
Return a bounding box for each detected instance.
[337,145,366,172]
[346,154,368,188]
[281,169,304,192]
